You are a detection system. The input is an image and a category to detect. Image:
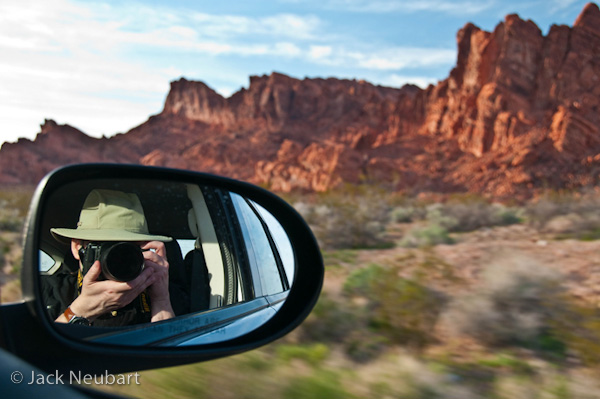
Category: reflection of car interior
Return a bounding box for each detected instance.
[39,179,293,345]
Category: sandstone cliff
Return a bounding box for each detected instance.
[1,3,600,199]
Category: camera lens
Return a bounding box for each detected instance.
[100,242,144,282]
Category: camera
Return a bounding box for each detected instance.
[79,242,145,282]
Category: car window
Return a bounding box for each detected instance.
[177,239,196,258]
[39,250,56,273]
[253,201,294,287]
[231,193,285,296]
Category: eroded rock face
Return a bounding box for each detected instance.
[425,3,600,161]
[2,3,600,199]
[0,120,115,184]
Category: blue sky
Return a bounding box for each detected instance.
[0,0,590,146]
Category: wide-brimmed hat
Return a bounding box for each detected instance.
[51,189,172,243]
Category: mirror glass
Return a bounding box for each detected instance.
[37,177,295,346]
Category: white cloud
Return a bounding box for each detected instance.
[306,46,456,70]
[309,45,333,60]
[189,12,322,41]
[274,42,303,57]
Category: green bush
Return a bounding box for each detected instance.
[276,343,330,367]
[370,271,444,348]
[550,299,600,366]
[284,370,353,399]
[344,263,444,349]
[400,223,454,248]
[343,263,384,297]
[476,354,533,374]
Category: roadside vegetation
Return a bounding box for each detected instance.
[0,185,32,303]
[3,185,600,398]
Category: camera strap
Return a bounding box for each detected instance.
[77,269,83,295]
[140,292,150,313]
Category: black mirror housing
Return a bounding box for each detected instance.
[0,164,323,375]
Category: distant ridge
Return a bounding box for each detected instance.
[2,3,600,199]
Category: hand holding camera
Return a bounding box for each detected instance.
[74,240,172,323]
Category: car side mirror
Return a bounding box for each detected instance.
[1,164,323,375]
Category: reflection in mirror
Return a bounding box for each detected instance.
[38,178,295,346]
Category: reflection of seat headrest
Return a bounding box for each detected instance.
[163,238,190,317]
[187,208,199,237]
[163,239,184,266]
[184,247,211,312]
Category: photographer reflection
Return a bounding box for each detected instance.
[47,189,175,326]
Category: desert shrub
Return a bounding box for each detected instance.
[550,299,600,366]
[0,200,23,232]
[398,200,522,248]
[416,251,463,284]
[0,187,32,233]
[343,263,384,297]
[427,201,522,233]
[345,264,444,349]
[526,192,600,238]
[0,187,33,215]
[390,204,428,223]
[344,330,389,363]
[443,253,600,365]
[400,223,454,248]
[371,270,444,348]
[301,288,390,362]
[294,185,393,249]
[298,293,361,344]
[442,254,565,347]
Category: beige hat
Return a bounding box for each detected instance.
[51,189,172,242]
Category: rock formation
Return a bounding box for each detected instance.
[1,3,600,200]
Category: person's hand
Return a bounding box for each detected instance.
[68,260,156,322]
[141,241,175,321]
